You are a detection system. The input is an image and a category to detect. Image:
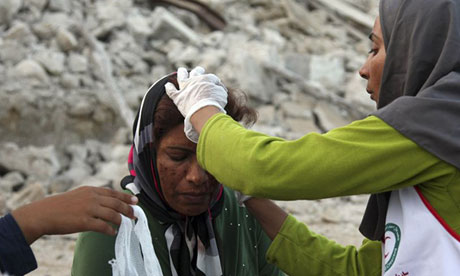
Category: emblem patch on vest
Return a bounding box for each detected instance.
[384,223,401,272]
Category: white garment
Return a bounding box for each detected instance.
[383,187,460,275]
[109,205,163,276]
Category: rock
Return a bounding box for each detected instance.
[284,53,310,79]
[262,28,287,49]
[7,181,46,211]
[166,43,200,66]
[13,59,50,83]
[150,66,169,83]
[95,0,126,23]
[0,0,22,26]
[31,21,56,40]
[4,21,37,45]
[66,143,88,163]
[68,53,88,73]
[67,97,94,116]
[285,118,321,137]
[0,171,25,193]
[92,105,114,124]
[111,127,131,145]
[196,48,226,73]
[35,50,66,75]
[56,28,78,51]
[280,101,314,121]
[255,105,278,126]
[23,0,47,12]
[118,50,149,74]
[142,50,168,67]
[49,165,91,193]
[110,144,130,163]
[251,124,286,138]
[282,0,321,35]
[60,73,80,88]
[41,12,75,31]
[0,143,61,180]
[220,41,279,103]
[151,7,201,45]
[0,193,6,216]
[309,54,346,90]
[0,40,27,64]
[94,161,127,188]
[313,101,351,132]
[48,0,71,13]
[126,11,152,42]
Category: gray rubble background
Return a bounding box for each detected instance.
[0,0,378,274]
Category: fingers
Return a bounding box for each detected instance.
[86,217,117,236]
[95,188,137,219]
[177,67,189,82]
[165,82,179,96]
[93,204,125,225]
[95,187,138,204]
[190,66,205,77]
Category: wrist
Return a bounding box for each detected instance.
[11,204,45,245]
[190,106,221,133]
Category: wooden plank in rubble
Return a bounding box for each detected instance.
[152,0,226,31]
[312,0,374,30]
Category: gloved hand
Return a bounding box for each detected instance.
[165,66,228,143]
[234,190,252,206]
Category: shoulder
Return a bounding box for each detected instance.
[215,187,261,235]
[72,231,116,276]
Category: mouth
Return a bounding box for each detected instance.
[366,89,375,100]
[181,193,209,204]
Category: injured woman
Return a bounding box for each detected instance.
[71,72,284,276]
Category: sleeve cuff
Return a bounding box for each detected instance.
[0,213,37,275]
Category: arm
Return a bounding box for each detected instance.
[197,114,452,199]
[244,198,288,240]
[267,215,382,276]
[244,198,381,275]
[11,186,137,245]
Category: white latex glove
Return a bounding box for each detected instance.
[165,66,228,143]
[234,190,252,206]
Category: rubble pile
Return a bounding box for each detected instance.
[0,0,378,274]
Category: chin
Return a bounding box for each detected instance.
[179,206,208,217]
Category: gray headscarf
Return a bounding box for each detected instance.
[360,0,460,240]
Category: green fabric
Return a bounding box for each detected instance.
[267,215,382,276]
[197,113,460,275]
[71,187,283,276]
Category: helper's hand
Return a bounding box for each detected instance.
[165,66,228,143]
[11,186,138,245]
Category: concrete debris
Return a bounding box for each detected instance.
[0,1,379,272]
[0,0,380,202]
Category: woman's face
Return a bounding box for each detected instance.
[359,17,386,104]
[156,123,219,216]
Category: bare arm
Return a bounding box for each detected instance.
[244,198,288,240]
[11,186,138,245]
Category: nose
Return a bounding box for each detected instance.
[186,157,208,185]
[359,57,370,80]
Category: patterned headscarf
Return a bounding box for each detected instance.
[121,73,224,275]
[360,0,460,240]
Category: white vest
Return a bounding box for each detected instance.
[383,186,460,275]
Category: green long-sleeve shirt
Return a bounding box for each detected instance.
[197,114,460,275]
